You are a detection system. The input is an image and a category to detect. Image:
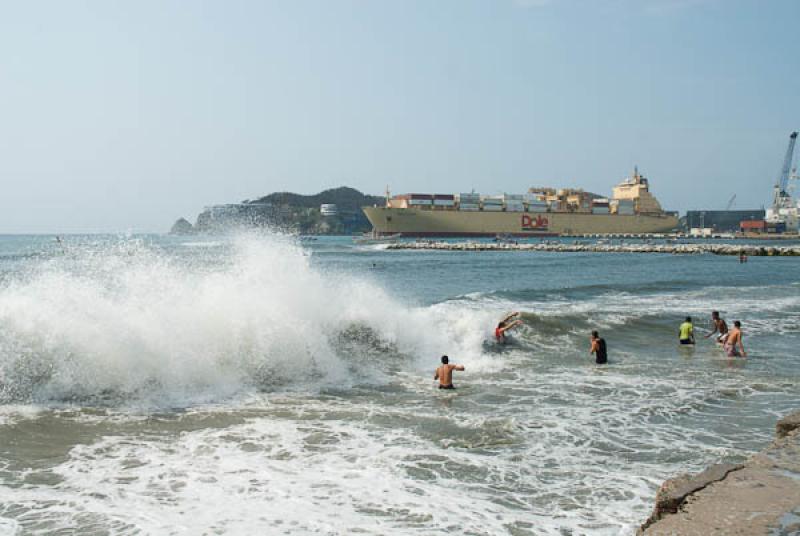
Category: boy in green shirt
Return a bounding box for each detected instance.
[679,316,695,345]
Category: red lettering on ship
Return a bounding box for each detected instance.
[521,214,549,231]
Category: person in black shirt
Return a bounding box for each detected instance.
[590,330,607,364]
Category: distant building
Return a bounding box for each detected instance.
[685,210,765,232]
[689,227,713,237]
[320,204,338,217]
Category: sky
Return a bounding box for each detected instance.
[1,0,798,233]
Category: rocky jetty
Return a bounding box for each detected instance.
[639,411,800,535]
[385,241,800,256]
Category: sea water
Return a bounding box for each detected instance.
[0,233,798,535]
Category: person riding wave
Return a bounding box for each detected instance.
[495,312,523,344]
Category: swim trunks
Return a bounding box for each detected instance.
[724,344,740,357]
[595,338,608,364]
[438,384,455,390]
[679,339,694,345]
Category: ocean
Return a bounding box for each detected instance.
[0,233,798,535]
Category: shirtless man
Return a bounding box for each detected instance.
[434,355,464,389]
[495,312,523,343]
[705,311,729,343]
[724,321,747,357]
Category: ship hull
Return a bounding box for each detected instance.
[362,207,679,236]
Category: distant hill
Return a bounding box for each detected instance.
[173,186,385,235]
[249,187,385,212]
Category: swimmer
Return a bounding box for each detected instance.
[495,312,523,344]
[704,311,728,343]
[589,330,607,364]
[434,355,464,389]
[723,321,747,357]
[679,316,695,345]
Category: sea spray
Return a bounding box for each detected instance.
[0,233,491,405]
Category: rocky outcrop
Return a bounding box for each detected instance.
[184,186,381,235]
[639,411,800,535]
[169,217,194,235]
[386,241,800,256]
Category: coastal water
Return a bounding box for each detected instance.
[0,233,798,535]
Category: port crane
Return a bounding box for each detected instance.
[725,194,736,211]
[771,131,798,213]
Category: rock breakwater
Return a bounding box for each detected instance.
[639,411,800,535]
[385,241,800,256]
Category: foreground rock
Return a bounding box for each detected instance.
[386,241,800,256]
[639,411,800,535]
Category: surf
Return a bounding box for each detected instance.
[0,233,492,406]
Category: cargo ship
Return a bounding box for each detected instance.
[362,168,679,237]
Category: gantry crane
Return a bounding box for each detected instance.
[771,132,798,212]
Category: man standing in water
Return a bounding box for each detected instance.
[705,311,729,343]
[434,355,464,389]
[679,316,695,345]
[724,321,747,357]
[589,331,607,364]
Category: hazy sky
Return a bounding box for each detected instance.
[1,0,798,233]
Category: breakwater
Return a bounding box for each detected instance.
[639,411,800,535]
[385,241,800,256]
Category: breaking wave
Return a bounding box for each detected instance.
[0,234,493,406]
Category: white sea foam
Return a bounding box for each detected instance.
[0,365,772,536]
[0,234,492,406]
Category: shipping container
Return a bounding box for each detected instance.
[433,199,456,206]
[740,220,766,231]
[482,205,504,211]
[592,207,611,214]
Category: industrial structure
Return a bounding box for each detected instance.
[685,210,765,233]
[766,131,799,232]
